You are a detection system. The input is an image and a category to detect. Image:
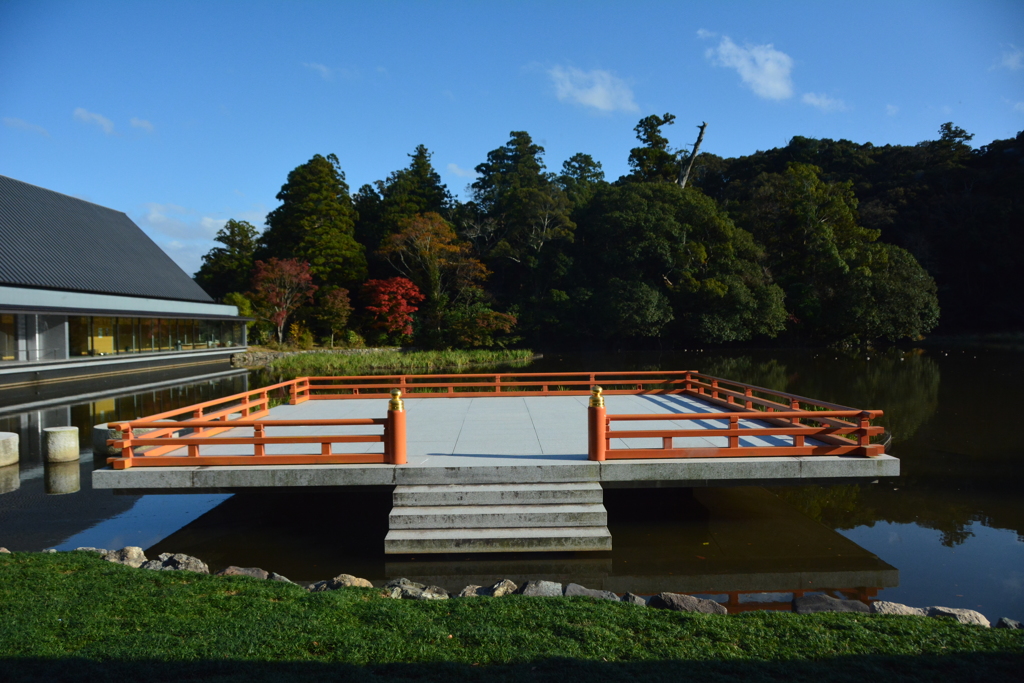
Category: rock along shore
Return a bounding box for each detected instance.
[4,545,1019,629]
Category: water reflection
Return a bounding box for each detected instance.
[146,486,897,612]
[0,463,18,494]
[45,461,80,495]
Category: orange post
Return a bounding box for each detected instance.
[389,389,407,465]
[588,386,606,461]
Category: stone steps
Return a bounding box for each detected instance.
[384,482,612,554]
[385,527,613,554]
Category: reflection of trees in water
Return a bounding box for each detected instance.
[781,349,940,444]
[700,350,940,445]
[773,484,980,548]
[699,356,790,393]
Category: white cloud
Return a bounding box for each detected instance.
[548,66,639,112]
[705,36,794,100]
[200,217,227,233]
[3,117,49,137]
[886,104,899,116]
[1015,102,1024,113]
[303,62,333,80]
[73,107,115,134]
[130,117,154,132]
[447,163,479,179]
[997,45,1023,70]
[696,28,716,39]
[802,92,847,112]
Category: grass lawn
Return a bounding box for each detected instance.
[1,552,1020,682]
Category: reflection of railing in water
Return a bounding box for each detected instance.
[106,371,885,468]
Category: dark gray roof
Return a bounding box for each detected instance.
[0,175,214,303]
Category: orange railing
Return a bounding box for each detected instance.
[586,371,885,460]
[106,371,885,468]
[106,377,405,469]
[303,371,694,399]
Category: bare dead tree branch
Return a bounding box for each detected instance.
[677,121,708,189]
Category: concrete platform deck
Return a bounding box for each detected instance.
[93,393,898,490]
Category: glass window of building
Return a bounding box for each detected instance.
[69,317,91,356]
[0,314,16,361]
[117,318,138,354]
[92,317,115,355]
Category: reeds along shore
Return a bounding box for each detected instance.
[262,348,536,378]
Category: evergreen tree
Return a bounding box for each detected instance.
[260,153,366,286]
[194,219,259,301]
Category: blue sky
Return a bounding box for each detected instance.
[2,0,1022,277]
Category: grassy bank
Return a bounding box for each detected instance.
[264,348,535,378]
[1,553,1020,682]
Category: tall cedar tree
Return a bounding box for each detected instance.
[260,153,367,287]
[354,145,453,256]
[193,219,259,301]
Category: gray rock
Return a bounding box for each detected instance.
[0,547,10,554]
[649,592,727,615]
[458,585,483,597]
[926,606,990,627]
[517,580,563,597]
[74,547,108,555]
[485,579,518,597]
[792,594,870,614]
[418,585,450,600]
[620,592,648,606]
[564,583,619,601]
[103,547,148,568]
[870,601,927,616]
[216,566,270,580]
[44,548,57,553]
[140,553,209,574]
[383,577,435,600]
[268,572,293,584]
[995,617,1022,629]
[308,573,374,591]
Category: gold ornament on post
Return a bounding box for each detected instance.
[589,386,604,408]
[389,388,404,411]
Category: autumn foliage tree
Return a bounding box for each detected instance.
[316,287,353,348]
[251,258,317,344]
[362,277,425,339]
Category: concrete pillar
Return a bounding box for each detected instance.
[92,423,119,456]
[46,461,80,494]
[0,432,18,467]
[44,426,79,462]
[0,463,19,494]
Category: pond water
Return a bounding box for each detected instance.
[1,345,1021,623]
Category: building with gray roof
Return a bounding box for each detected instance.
[0,175,247,404]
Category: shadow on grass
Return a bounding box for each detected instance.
[3,653,1022,683]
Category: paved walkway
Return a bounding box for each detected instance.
[181,393,824,465]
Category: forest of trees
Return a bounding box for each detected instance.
[194,118,1023,349]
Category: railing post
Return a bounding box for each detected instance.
[858,412,872,456]
[193,408,204,435]
[790,399,800,425]
[744,388,752,410]
[389,389,406,465]
[588,386,606,461]
[728,415,739,449]
[254,423,265,456]
[712,380,719,400]
[289,381,298,405]
[120,424,134,460]
[684,372,692,393]
[241,393,250,417]
[495,374,501,395]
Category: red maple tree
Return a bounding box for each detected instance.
[362,277,425,337]
[251,258,317,343]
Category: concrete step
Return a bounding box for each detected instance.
[385,526,613,554]
[389,503,607,529]
[392,482,603,506]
